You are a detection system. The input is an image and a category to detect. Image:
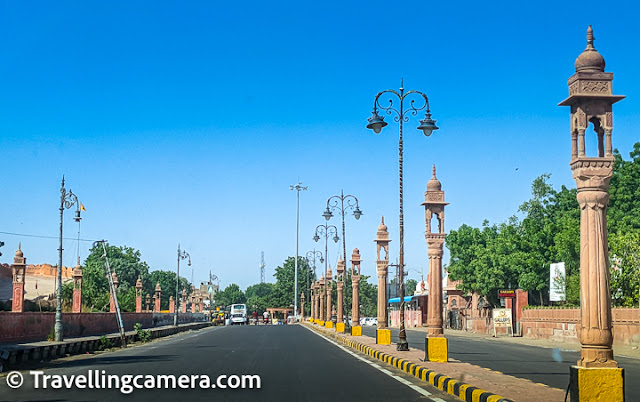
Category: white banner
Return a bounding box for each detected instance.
[549,262,566,302]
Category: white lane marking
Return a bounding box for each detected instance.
[411,384,435,398]
[302,325,437,400]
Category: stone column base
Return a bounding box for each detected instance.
[425,337,448,362]
[336,323,345,333]
[569,365,624,402]
[325,321,333,329]
[377,329,391,345]
[317,320,324,326]
[351,326,362,336]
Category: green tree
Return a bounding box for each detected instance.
[245,282,274,314]
[216,284,246,307]
[145,270,189,311]
[268,257,313,309]
[609,143,640,233]
[609,231,640,306]
[81,243,151,311]
[406,279,418,296]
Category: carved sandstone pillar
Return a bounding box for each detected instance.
[352,275,361,327]
[336,260,345,324]
[576,186,616,367]
[11,244,26,313]
[110,272,119,313]
[169,296,175,313]
[300,292,305,321]
[326,267,333,322]
[426,241,444,336]
[374,217,391,328]
[154,282,162,312]
[135,276,143,313]
[319,277,325,321]
[351,248,362,327]
[182,289,187,314]
[72,262,83,313]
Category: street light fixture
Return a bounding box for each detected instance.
[324,190,362,328]
[175,244,191,327]
[313,223,339,298]
[290,182,308,320]
[305,250,324,316]
[366,79,439,351]
[56,176,81,342]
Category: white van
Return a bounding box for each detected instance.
[230,304,248,325]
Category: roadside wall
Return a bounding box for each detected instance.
[0,312,206,343]
[521,307,640,346]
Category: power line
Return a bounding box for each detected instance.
[0,231,98,242]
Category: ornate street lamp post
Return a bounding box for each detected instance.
[306,250,324,315]
[175,244,191,327]
[56,176,82,341]
[313,223,339,288]
[313,223,339,322]
[366,80,439,351]
[323,191,362,328]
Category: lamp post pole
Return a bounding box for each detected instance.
[366,79,439,351]
[56,176,81,342]
[323,191,362,328]
[313,223,339,288]
[290,182,307,320]
[306,250,323,315]
[175,244,191,327]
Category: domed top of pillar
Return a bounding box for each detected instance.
[375,216,391,243]
[575,26,605,72]
[155,282,161,292]
[135,275,143,289]
[73,262,83,278]
[336,259,345,275]
[426,165,442,191]
[112,271,119,285]
[326,266,333,281]
[351,248,361,263]
[15,243,24,258]
[13,243,26,265]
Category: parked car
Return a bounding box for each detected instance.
[363,317,377,326]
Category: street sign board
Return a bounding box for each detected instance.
[498,289,515,298]
[549,262,566,302]
[492,308,513,337]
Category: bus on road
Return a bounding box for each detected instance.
[230,303,248,325]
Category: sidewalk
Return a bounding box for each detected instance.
[306,322,566,402]
[400,326,640,360]
[0,322,211,370]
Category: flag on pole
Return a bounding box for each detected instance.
[80,203,86,211]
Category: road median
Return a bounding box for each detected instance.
[303,322,565,402]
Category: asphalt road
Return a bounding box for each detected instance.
[1,325,457,402]
[361,326,640,400]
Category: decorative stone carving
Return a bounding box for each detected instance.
[374,217,391,328]
[559,26,625,369]
[422,166,449,338]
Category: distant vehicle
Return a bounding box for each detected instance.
[364,317,377,326]
[230,303,248,325]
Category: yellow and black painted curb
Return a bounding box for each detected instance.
[303,323,513,402]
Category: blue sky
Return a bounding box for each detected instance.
[1,1,639,292]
